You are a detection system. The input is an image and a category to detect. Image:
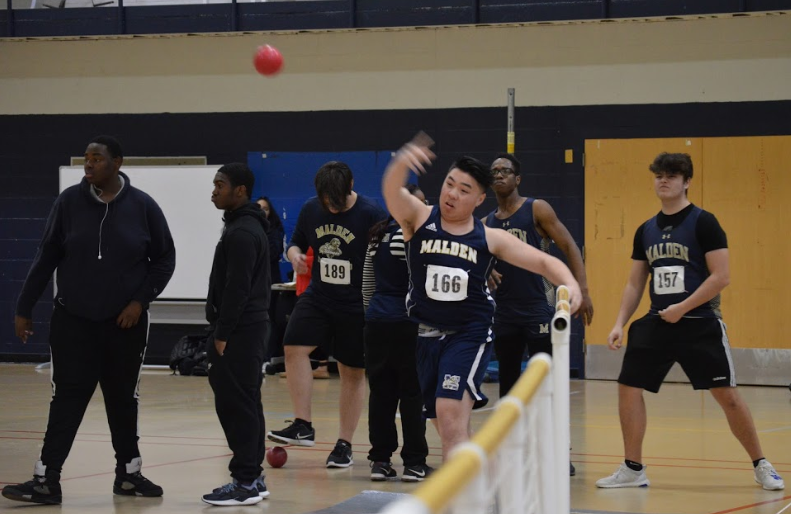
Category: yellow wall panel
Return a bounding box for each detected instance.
[699,137,791,349]
[584,136,791,350]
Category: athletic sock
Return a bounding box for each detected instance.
[625,459,643,471]
[753,458,765,468]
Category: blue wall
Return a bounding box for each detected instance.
[248,150,393,282]
[3,0,791,38]
[2,101,791,373]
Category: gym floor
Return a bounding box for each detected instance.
[0,363,789,514]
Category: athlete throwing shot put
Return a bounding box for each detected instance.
[381,133,582,461]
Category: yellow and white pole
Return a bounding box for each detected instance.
[552,285,572,514]
[507,88,515,154]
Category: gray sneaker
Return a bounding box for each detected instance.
[253,476,270,498]
[202,482,261,506]
[595,463,650,488]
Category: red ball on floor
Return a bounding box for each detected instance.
[266,446,288,468]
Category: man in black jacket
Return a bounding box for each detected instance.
[201,163,272,507]
[3,135,175,505]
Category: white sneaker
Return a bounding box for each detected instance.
[596,463,650,488]
[754,460,784,490]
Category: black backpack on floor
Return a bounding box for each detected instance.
[169,332,210,376]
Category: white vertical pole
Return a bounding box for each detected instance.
[552,286,571,514]
[535,375,557,514]
[497,398,525,513]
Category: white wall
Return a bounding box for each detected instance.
[1,14,789,115]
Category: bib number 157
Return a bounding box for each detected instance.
[653,265,685,295]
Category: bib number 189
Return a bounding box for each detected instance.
[320,258,351,285]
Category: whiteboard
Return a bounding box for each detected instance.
[59,165,224,300]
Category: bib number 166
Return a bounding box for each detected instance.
[425,264,468,302]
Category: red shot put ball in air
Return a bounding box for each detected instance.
[254,45,283,76]
[266,446,288,468]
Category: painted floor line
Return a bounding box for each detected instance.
[760,425,791,434]
[707,494,791,514]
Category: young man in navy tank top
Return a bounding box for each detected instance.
[597,153,784,490]
[483,153,594,477]
[484,153,594,390]
[382,133,582,461]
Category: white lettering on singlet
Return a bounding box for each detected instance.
[645,242,689,265]
[419,239,477,264]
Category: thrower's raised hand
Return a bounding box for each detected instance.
[397,132,436,175]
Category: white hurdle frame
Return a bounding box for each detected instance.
[552,284,572,514]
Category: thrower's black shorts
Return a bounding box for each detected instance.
[618,314,735,393]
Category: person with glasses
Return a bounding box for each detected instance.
[382,134,582,462]
[483,153,593,476]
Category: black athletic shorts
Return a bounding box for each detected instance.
[618,314,736,393]
[283,295,365,368]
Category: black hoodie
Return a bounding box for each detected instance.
[206,203,271,341]
[16,172,176,322]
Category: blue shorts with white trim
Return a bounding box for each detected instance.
[416,323,494,418]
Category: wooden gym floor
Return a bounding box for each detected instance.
[0,363,789,514]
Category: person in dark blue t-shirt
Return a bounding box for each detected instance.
[267,161,386,468]
[597,152,784,491]
[363,184,433,483]
[4,136,174,506]
[382,133,581,462]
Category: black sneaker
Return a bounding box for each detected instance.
[326,440,353,468]
[113,471,164,497]
[370,461,397,481]
[212,477,270,499]
[570,461,576,477]
[202,482,262,506]
[253,476,270,498]
[2,470,62,505]
[402,464,433,482]
[267,421,315,447]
